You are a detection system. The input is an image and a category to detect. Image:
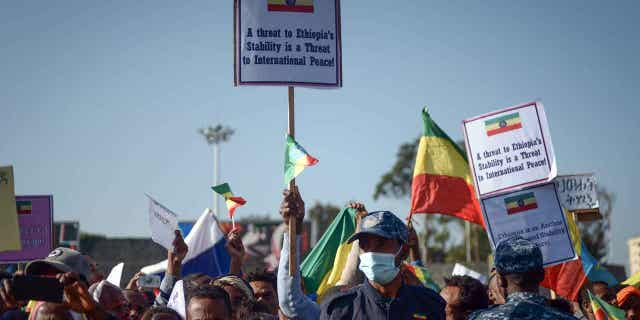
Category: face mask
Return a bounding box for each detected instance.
[358,249,400,285]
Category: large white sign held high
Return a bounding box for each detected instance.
[463,101,557,198]
[235,0,342,87]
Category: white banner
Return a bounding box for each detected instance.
[463,101,557,197]
[554,174,599,211]
[147,195,179,251]
[234,0,342,87]
[481,182,576,267]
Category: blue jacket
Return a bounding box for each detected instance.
[320,279,445,320]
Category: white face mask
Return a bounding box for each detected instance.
[358,247,402,285]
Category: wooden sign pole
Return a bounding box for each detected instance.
[288,86,298,276]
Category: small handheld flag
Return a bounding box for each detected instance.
[588,290,626,320]
[211,183,246,227]
[284,135,318,186]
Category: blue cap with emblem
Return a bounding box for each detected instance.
[347,211,408,244]
[494,236,543,274]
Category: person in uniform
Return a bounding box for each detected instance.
[468,236,578,320]
[320,211,445,320]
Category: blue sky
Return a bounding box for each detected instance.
[1,1,638,268]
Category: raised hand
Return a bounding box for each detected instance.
[226,228,245,275]
[280,186,305,227]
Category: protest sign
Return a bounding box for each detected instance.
[481,182,576,267]
[0,195,53,262]
[147,195,179,250]
[554,174,599,211]
[234,0,342,87]
[463,101,557,197]
[0,166,21,252]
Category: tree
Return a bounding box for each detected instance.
[308,202,341,245]
[374,137,491,263]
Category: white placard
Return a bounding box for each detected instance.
[481,182,576,267]
[234,0,342,87]
[168,280,186,319]
[463,101,557,198]
[554,174,599,211]
[147,195,179,250]
[106,262,124,288]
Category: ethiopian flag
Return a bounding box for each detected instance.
[268,0,314,13]
[542,210,618,301]
[211,183,246,218]
[301,207,356,300]
[16,200,32,215]
[284,135,318,186]
[485,112,522,136]
[589,290,626,320]
[410,108,484,225]
[504,192,537,214]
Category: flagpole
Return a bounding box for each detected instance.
[288,86,297,276]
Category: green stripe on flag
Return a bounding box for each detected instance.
[422,108,467,158]
[504,192,535,204]
[212,183,232,195]
[301,207,356,294]
[485,113,520,126]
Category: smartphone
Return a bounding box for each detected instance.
[138,274,161,289]
[12,275,64,303]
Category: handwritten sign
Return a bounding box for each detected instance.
[554,174,599,211]
[480,183,576,267]
[0,195,53,262]
[463,101,557,197]
[234,0,342,87]
[147,195,179,250]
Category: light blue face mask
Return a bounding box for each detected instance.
[358,247,402,285]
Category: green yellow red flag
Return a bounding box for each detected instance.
[211,183,246,219]
[410,108,483,225]
[284,135,318,186]
[588,290,625,320]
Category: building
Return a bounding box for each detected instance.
[628,236,640,276]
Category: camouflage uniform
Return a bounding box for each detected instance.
[467,291,577,320]
[468,237,578,320]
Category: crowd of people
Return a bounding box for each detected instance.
[1,187,639,319]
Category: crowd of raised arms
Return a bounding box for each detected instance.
[0,187,639,320]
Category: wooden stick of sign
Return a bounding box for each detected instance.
[288,86,297,276]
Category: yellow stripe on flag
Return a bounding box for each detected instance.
[315,242,352,301]
[506,198,537,209]
[413,136,472,184]
[485,117,521,131]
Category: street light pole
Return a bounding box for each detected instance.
[198,124,234,216]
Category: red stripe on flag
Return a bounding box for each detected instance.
[411,173,484,226]
[506,203,538,215]
[305,155,319,166]
[229,197,246,205]
[487,123,522,136]
[268,4,314,12]
[594,308,607,320]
